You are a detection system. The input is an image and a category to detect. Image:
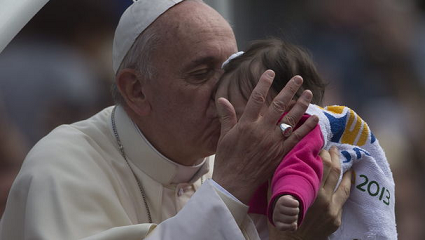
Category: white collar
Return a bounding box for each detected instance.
[111,105,209,185]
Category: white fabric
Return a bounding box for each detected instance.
[0,106,261,239]
[306,104,397,240]
[112,0,183,74]
[147,179,251,240]
[211,178,243,203]
[132,120,206,184]
[0,0,49,53]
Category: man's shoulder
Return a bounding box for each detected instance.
[20,106,118,180]
[71,105,115,137]
[36,106,114,151]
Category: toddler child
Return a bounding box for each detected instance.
[216,38,396,239]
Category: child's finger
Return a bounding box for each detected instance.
[275,222,298,232]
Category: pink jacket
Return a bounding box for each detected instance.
[248,115,323,226]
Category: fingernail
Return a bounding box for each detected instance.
[303,90,313,100]
[294,76,303,84]
[266,70,275,78]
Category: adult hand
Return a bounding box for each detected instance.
[213,70,318,204]
[269,147,353,240]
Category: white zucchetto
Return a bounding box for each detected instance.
[112,0,183,74]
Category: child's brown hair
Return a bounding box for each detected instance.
[221,38,326,105]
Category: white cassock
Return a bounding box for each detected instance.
[0,105,265,239]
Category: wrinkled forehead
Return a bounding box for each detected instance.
[150,1,237,69]
[156,1,234,43]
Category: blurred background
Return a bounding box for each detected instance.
[0,0,424,239]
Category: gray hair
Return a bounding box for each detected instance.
[111,25,160,105]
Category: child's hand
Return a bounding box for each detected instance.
[272,195,300,232]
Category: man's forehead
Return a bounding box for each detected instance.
[157,2,232,40]
[180,43,237,70]
[160,1,223,24]
[155,24,236,67]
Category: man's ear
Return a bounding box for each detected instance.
[116,69,151,116]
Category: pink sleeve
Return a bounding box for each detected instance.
[267,115,324,226]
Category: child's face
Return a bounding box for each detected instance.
[215,74,270,120]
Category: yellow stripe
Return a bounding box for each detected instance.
[341,109,357,145]
[326,105,345,114]
[341,109,370,146]
[357,118,369,146]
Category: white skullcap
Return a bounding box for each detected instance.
[112,0,184,74]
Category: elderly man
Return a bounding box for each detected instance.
[0,0,351,239]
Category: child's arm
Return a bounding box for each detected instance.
[268,115,324,227]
